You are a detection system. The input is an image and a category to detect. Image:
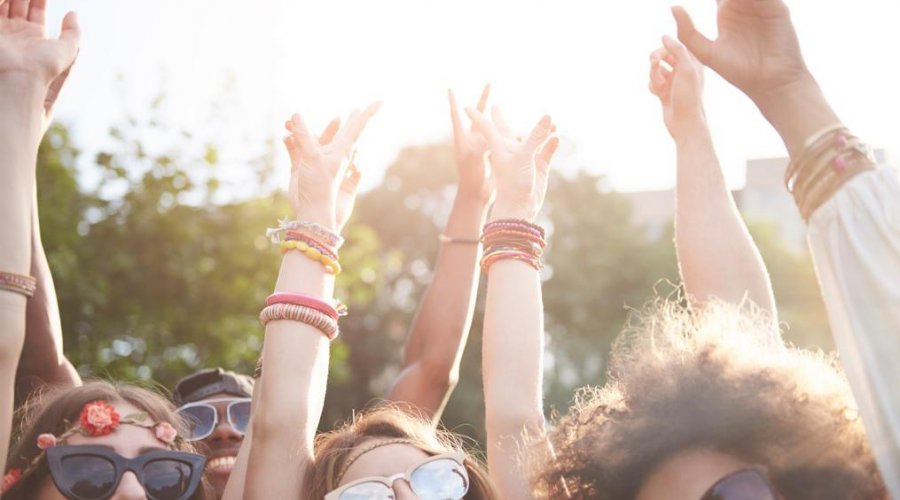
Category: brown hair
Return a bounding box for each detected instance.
[531,300,887,499]
[304,404,497,499]
[3,380,208,499]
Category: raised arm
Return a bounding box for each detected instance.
[239,104,377,499]
[17,196,82,404]
[470,107,558,498]
[648,35,776,318]
[673,0,900,492]
[0,0,80,475]
[386,86,492,422]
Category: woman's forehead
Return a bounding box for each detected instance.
[62,401,165,458]
[340,442,432,485]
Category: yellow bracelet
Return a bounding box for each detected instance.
[279,240,342,275]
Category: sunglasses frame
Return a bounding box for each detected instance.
[46,445,206,500]
[700,466,779,500]
[324,451,469,500]
[175,397,252,441]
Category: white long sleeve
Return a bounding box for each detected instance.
[806,166,900,493]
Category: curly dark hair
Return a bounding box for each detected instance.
[531,300,887,499]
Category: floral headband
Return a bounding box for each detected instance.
[2,401,181,494]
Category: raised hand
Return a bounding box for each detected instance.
[284,117,362,232]
[649,36,706,140]
[466,107,559,222]
[283,103,379,232]
[672,0,809,103]
[448,85,493,205]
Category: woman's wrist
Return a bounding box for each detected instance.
[489,202,535,223]
[671,113,709,145]
[751,73,842,157]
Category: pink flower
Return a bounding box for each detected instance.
[80,401,120,437]
[154,422,178,445]
[2,468,22,493]
[36,433,57,450]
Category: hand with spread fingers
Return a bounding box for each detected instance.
[0,0,80,126]
[449,85,494,205]
[649,35,706,140]
[671,0,809,103]
[284,117,363,233]
[466,108,559,223]
[282,103,379,233]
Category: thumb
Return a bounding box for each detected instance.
[671,6,713,65]
[58,12,81,53]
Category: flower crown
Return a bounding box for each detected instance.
[2,401,181,494]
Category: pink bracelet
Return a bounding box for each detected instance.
[259,303,340,340]
[266,293,344,321]
[0,272,37,298]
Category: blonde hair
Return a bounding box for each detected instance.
[304,404,497,499]
[531,299,886,499]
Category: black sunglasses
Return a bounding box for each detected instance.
[175,397,251,441]
[46,445,206,500]
[700,467,779,500]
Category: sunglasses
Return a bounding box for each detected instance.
[700,467,779,500]
[46,445,206,500]
[324,451,470,500]
[175,397,251,441]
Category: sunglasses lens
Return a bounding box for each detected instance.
[228,401,251,434]
[177,404,216,441]
[143,459,195,500]
[338,481,395,500]
[702,469,778,500]
[58,454,117,499]
[410,458,469,500]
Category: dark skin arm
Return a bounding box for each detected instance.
[386,86,492,423]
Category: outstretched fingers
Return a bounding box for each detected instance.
[448,89,465,147]
[524,115,553,151]
[289,113,319,155]
[9,0,27,18]
[536,136,560,175]
[335,101,380,150]
[58,11,80,51]
[465,107,502,146]
[27,0,45,23]
[318,117,341,145]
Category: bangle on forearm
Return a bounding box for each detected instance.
[259,303,340,340]
[266,218,344,248]
[279,239,342,275]
[266,292,347,320]
[438,233,481,245]
[480,219,547,272]
[0,272,37,298]
[785,128,877,220]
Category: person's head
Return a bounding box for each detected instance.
[531,300,887,500]
[3,380,208,500]
[305,405,497,500]
[172,368,254,497]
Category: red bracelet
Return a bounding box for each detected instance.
[266,292,341,321]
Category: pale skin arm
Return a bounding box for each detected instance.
[469,107,559,499]
[0,0,79,475]
[236,104,378,499]
[649,35,776,317]
[386,86,492,422]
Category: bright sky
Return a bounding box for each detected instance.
[46,0,900,195]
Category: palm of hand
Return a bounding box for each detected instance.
[708,0,806,96]
[0,17,70,81]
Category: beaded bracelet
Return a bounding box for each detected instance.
[280,240,342,275]
[285,231,339,261]
[0,272,37,298]
[266,292,347,321]
[481,219,547,272]
[259,303,340,340]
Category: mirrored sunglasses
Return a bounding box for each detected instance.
[325,452,470,500]
[175,397,251,441]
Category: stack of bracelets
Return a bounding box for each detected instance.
[0,272,36,298]
[256,293,347,377]
[785,125,878,220]
[266,219,343,275]
[480,219,547,272]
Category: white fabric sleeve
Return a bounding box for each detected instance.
[806,166,900,493]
